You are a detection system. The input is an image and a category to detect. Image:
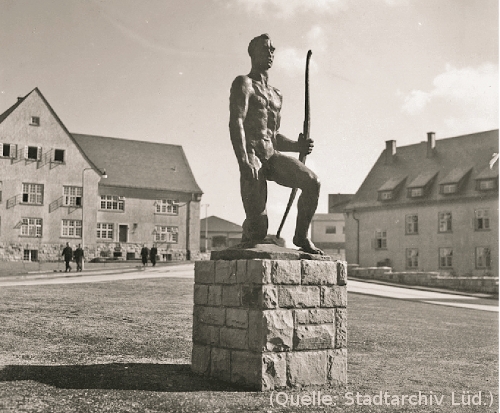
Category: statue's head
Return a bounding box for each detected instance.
[248,33,275,70]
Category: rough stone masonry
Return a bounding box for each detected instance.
[191,253,347,390]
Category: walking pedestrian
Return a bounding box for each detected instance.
[74,244,84,272]
[150,244,158,267]
[62,242,73,272]
[140,244,149,267]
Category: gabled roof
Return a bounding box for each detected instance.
[200,216,243,233]
[0,96,24,125]
[72,133,202,194]
[346,130,499,210]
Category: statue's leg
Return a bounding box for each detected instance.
[240,165,268,245]
[267,153,323,254]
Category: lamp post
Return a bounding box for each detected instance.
[81,167,107,270]
[201,203,209,252]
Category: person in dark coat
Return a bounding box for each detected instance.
[62,242,73,272]
[140,245,149,267]
[74,244,84,272]
[150,244,158,267]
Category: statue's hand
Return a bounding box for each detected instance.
[240,160,259,181]
[298,133,314,155]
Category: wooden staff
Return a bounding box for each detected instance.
[277,50,312,239]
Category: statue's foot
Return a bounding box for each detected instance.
[293,236,324,255]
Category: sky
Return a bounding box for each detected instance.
[1,0,498,247]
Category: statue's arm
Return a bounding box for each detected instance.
[229,76,258,180]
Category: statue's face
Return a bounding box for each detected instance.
[252,38,275,70]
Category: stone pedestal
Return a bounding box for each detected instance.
[191,246,347,390]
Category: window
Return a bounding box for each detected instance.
[375,230,387,249]
[405,214,418,234]
[325,226,336,234]
[63,186,82,207]
[441,184,457,194]
[0,181,2,203]
[0,143,16,158]
[438,212,452,233]
[30,116,40,126]
[25,146,41,161]
[406,249,419,268]
[476,247,491,269]
[53,149,65,163]
[20,218,42,237]
[155,199,179,214]
[475,209,490,231]
[409,188,423,198]
[100,195,124,211]
[62,220,82,238]
[97,223,114,240]
[439,248,453,268]
[379,191,393,200]
[23,249,38,261]
[154,226,179,243]
[477,179,496,191]
[22,183,43,205]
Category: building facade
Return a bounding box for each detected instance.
[344,130,498,277]
[200,215,243,252]
[311,194,353,259]
[0,88,203,262]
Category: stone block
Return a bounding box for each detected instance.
[215,260,237,284]
[294,309,335,325]
[246,259,272,284]
[241,285,261,308]
[193,284,208,305]
[335,308,347,348]
[261,285,278,309]
[192,322,220,346]
[262,353,287,390]
[220,327,248,350]
[287,351,328,387]
[301,260,337,285]
[236,260,247,283]
[191,343,211,375]
[211,347,231,382]
[194,305,225,326]
[194,260,215,284]
[231,351,261,388]
[328,349,347,384]
[321,286,347,308]
[278,286,320,308]
[222,285,241,307]
[337,261,347,286]
[249,309,294,352]
[271,260,301,284]
[207,285,222,306]
[294,324,335,350]
[226,308,248,329]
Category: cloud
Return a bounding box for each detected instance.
[401,63,499,129]
[234,0,346,18]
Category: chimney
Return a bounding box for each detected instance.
[385,140,396,164]
[17,97,23,102]
[427,132,436,157]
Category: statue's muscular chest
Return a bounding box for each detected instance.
[251,81,281,113]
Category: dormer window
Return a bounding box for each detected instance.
[477,179,497,191]
[442,184,457,194]
[379,191,393,200]
[30,116,40,126]
[407,171,437,198]
[377,176,406,202]
[409,188,423,197]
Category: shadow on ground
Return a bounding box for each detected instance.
[0,363,241,392]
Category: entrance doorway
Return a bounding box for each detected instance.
[119,225,128,243]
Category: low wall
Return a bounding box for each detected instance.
[349,266,498,294]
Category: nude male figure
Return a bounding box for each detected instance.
[229,33,323,254]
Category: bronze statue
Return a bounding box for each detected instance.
[229,34,323,254]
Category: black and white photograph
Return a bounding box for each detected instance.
[0,0,498,412]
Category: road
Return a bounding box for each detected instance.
[1,263,497,312]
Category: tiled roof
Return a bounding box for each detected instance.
[328,194,354,213]
[72,133,202,194]
[346,130,499,210]
[200,216,243,233]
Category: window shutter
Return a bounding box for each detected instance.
[10,144,16,159]
[37,147,42,160]
[24,145,28,159]
[0,143,3,156]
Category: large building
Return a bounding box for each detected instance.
[344,130,498,277]
[0,88,203,262]
[311,194,353,259]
